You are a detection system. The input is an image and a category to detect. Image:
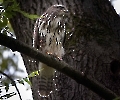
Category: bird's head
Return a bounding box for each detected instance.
[44,4,69,20]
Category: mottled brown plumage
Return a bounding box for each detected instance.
[33,4,69,97]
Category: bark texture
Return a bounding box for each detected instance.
[10,0,120,100]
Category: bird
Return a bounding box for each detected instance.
[33,4,69,97]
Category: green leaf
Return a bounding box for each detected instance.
[17,79,24,85]
[23,78,32,86]
[2,0,19,18]
[7,22,14,33]
[3,0,19,9]
[1,59,8,71]
[1,0,39,19]
[0,0,3,4]
[4,82,9,92]
[28,70,39,78]
[0,15,8,28]
[14,10,39,20]
[3,12,13,18]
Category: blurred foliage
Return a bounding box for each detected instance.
[0,0,29,99]
[0,0,41,79]
[1,0,39,20]
[0,45,24,99]
[0,0,43,99]
[0,45,24,80]
[0,0,34,80]
[0,0,39,34]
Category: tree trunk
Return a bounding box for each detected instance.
[10,0,120,100]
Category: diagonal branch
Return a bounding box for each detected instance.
[0,33,118,100]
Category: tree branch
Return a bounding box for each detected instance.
[0,70,22,100]
[0,33,118,100]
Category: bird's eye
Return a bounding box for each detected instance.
[55,6,65,10]
[60,6,64,9]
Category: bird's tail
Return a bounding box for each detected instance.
[38,62,55,97]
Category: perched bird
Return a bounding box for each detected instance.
[33,4,69,97]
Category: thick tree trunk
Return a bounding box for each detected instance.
[10,0,120,100]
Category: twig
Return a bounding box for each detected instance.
[0,70,22,100]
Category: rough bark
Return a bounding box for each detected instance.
[0,33,117,100]
[9,0,120,100]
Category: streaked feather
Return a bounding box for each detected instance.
[33,4,68,97]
